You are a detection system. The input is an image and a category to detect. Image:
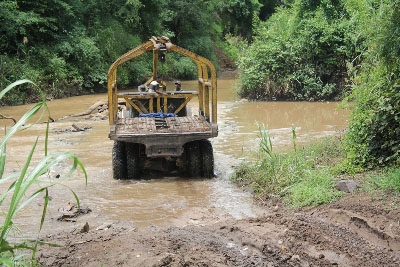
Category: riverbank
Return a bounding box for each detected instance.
[37,183,400,266]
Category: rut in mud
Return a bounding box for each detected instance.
[37,192,400,267]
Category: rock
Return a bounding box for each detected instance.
[336,180,359,193]
[71,222,89,235]
[81,222,89,233]
[291,254,300,261]
[57,203,92,221]
[96,222,114,231]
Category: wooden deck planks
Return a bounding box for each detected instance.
[115,116,210,134]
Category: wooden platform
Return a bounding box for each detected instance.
[115,116,211,134]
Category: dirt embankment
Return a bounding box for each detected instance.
[37,191,400,267]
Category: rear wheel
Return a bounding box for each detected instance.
[184,141,201,177]
[200,140,214,178]
[112,141,127,179]
[126,142,141,179]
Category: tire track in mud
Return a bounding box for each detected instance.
[38,197,400,267]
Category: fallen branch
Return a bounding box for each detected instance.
[0,114,17,124]
[59,100,106,120]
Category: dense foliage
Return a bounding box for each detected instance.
[236,0,365,101]
[231,0,399,167]
[0,0,269,105]
[344,0,400,167]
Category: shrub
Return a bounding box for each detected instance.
[237,0,363,101]
[344,0,400,167]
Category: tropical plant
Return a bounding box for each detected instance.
[344,0,400,168]
[0,80,87,265]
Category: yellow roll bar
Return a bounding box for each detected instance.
[107,36,217,125]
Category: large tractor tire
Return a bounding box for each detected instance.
[126,142,141,179]
[184,141,202,177]
[200,140,214,178]
[112,141,127,179]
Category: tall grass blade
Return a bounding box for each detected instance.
[0,102,46,149]
[44,120,49,156]
[0,138,38,242]
[0,80,35,100]
[16,153,87,214]
[40,189,49,232]
[0,145,5,179]
[292,124,297,152]
[1,80,87,263]
[256,121,273,157]
[31,188,50,259]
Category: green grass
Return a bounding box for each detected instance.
[232,122,345,208]
[232,122,400,210]
[367,168,400,194]
[286,169,343,208]
[0,80,87,266]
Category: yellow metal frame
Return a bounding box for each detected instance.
[107,36,217,125]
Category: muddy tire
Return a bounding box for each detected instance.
[200,140,214,178]
[112,141,127,179]
[126,142,141,179]
[184,141,201,177]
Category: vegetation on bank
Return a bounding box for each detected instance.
[228,0,399,174]
[0,81,87,265]
[232,124,400,208]
[235,0,362,101]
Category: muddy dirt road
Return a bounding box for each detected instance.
[4,75,399,266]
[37,192,400,266]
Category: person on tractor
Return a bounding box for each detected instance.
[174,81,182,91]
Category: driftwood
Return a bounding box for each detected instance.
[0,114,17,124]
[59,100,107,121]
[72,123,83,131]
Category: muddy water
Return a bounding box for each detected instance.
[0,75,349,235]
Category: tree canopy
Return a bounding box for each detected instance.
[0,0,269,104]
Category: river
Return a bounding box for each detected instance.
[0,74,349,235]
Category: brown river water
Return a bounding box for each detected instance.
[0,74,349,235]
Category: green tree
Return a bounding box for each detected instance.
[212,0,262,39]
[237,0,364,101]
[0,1,44,54]
[1,0,268,103]
[344,0,400,167]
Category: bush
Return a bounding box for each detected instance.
[170,57,197,80]
[344,0,400,167]
[237,0,363,101]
